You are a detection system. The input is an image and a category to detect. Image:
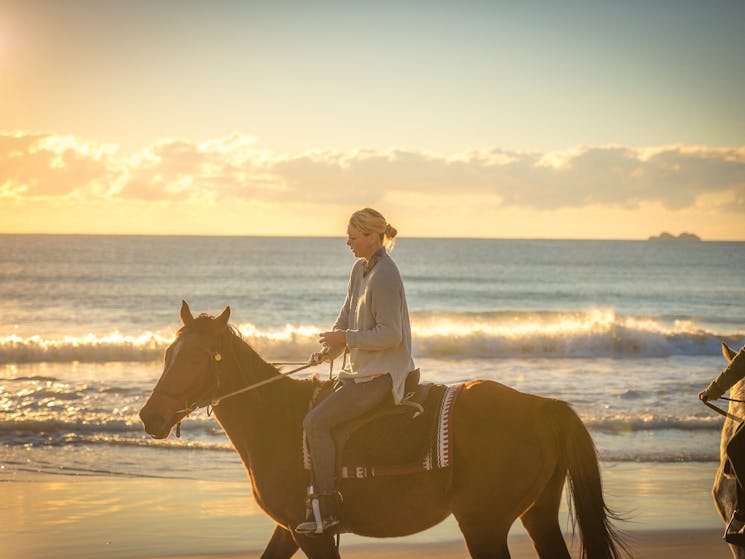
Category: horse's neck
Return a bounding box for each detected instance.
[226,334,279,387]
[212,337,313,472]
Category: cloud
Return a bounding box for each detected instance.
[2,131,744,212]
[0,132,119,198]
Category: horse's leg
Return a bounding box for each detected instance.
[456,520,512,559]
[292,533,340,559]
[449,382,552,559]
[260,525,299,559]
[519,464,570,559]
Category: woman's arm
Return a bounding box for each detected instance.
[702,348,745,400]
[332,261,361,332]
[317,263,357,360]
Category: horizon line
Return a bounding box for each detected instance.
[1,231,741,242]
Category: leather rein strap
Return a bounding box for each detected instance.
[704,398,745,423]
[210,361,316,407]
[210,345,337,408]
[173,335,334,415]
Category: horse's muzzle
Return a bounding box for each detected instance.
[139,401,174,439]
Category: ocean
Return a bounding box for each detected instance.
[2,234,742,557]
[2,234,744,475]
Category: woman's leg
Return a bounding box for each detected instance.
[296,374,393,534]
[303,374,392,494]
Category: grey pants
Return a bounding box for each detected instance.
[303,373,393,493]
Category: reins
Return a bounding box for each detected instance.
[721,396,745,403]
[207,343,340,409]
[170,357,321,438]
[154,323,343,437]
[703,397,745,423]
[210,361,316,407]
[170,334,336,423]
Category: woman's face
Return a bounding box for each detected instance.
[346,224,379,259]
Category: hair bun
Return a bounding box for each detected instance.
[384,223,397,239]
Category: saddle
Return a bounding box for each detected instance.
[303,371,463,479]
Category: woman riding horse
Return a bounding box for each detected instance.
[296,207,417,535]
[140,301,627,558]
[700,347,745,545]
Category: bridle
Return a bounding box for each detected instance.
[152,329,318,436]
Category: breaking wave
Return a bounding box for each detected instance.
[1,309,741,364]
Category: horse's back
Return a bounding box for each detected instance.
[453,379,561,429]
[452,381,564,461]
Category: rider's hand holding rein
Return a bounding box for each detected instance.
[311,351,330,365]
[698,390,710,402]
[319,330,346,349]
[310,330,347,365]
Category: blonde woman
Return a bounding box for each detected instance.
[296,208,416,535]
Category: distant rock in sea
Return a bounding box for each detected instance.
[647,231,702,242]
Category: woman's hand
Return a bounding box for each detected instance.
[319,330,346,349]
[310,349,332,365]
[698,390,710,402]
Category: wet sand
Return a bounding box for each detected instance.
[153,530,729,558]
[0,462,731,558]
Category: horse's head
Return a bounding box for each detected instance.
[139,300,231,439]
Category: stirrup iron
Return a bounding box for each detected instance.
[295,486,341,536]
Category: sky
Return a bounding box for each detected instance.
[1,0,744,239]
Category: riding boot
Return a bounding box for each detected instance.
[295,487,341,536]
[296,485,318,532]
[725,507,745,545]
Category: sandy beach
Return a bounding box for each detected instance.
[146,530,729,558]
[1,461,732,559]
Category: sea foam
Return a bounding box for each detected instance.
[0,310,741,364]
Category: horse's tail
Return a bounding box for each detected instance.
[552,400,628,559]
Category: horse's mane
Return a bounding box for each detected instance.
[176,314,250,344]
[176,313,242,335]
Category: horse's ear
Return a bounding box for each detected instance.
[722,341,736,363]
[180,300,194,325]
[215,306,230,329]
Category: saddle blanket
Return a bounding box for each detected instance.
[303,383,463,479]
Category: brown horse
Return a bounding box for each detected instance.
[139,302,626,559]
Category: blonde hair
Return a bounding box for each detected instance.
[349,207,398,251]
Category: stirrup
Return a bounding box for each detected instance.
[295,487,341,536]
